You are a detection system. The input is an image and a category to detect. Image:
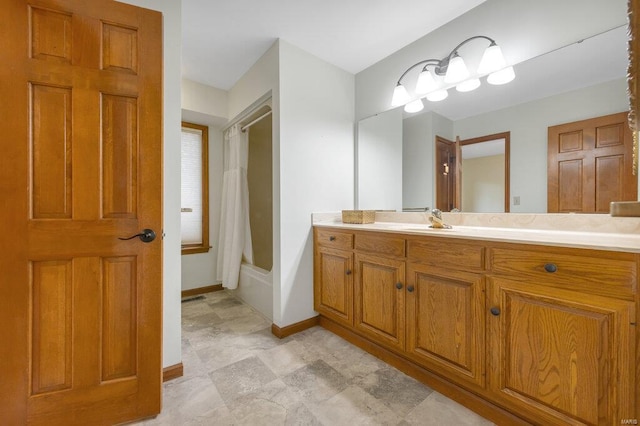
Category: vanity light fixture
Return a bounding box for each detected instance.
[391,35,515,113]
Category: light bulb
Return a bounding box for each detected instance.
[487,66,515,85]
[404,99,424,113]
[478,43,506,74]
[426,89,448,102]
[444,54,469,84]
[391,84,410,107]
[415,69,438,95]
[456,78,481,92]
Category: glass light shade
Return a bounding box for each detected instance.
[391,84,410,106]
[426,89,448,102]
[477,43,506,74]
[404,99,424,113]
[415,69,438,95]
[444,55,469,84]
[487,66,515,85]
[456,78,481,92]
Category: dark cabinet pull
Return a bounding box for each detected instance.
[395,282,403,290]
[329,236,336,241]
[407,285,414,293]
[544,263,558,273]
[490,307,501,316]
[346,269,352,275]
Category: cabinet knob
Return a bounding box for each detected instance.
[345,269,352,275]
[407,285,414,293]
[544,263,558,273]
[329,236,336,241]
[395,282,403,290]
[490,307,501,316]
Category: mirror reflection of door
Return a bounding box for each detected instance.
[547,112,637,213]
[459,132,510,213]
[435,136,457,211]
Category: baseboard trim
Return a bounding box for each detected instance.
[271,316,320,339]
[162,363,183,382]
[181,284,223,298]
[318,317,529,426]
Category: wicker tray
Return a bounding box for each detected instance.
[342,210,375,224]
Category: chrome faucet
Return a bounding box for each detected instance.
[429,209,452,229]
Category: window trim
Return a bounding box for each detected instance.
[181,121,210,255]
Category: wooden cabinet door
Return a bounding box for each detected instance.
[354,253,405,351]
[406,264,485,388]
[314,247,354,327]
[488,277,636,425]
[0,1,162,424]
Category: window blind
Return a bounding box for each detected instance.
[181,127,203,245]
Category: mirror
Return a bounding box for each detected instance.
[356,1,633,213]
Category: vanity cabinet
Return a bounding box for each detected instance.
[487,245,638,424]
[354,253,405,351]
[313,225,639,425]
[313,229,354,327]
[487,276,636,425]
[406,264,486,388]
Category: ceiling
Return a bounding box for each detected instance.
[181,0,488,90]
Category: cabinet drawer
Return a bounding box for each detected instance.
[316,228,353,250]
[407,238,485,271]
[490,247,637,299]
[355,233,405,257]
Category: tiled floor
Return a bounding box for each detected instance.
[137,290,494,425]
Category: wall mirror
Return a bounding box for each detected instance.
[356,0,635,213]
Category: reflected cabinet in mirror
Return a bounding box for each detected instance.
[356,0,639,213]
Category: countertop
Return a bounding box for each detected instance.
[313,215,640,253]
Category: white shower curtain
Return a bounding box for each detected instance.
[217,124,253,290]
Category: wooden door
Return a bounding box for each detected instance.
[435,136,457,211]
[354,253,405,351]
[548,112,637,213]
[406,265,485,388]
[0,1,163,424]
[487,277,636,425]
[314,247,354,327]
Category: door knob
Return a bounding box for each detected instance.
[490,307,501,316]
[119,229,156,243]
[395,282,403,290]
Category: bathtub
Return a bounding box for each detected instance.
[233,262,273,320]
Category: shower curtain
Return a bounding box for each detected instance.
[217,124,253,290]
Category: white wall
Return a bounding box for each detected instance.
[358,108,403,211]
[182,79,228,120]
[277,40,355,326]
[454,78,628,212]
[355,0,626,120]
[118,0,182,368]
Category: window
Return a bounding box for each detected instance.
[181,121,209,254]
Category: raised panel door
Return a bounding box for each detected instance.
[406,264,485,388]
[314,247,354,327]
[488,277,636,425]
[354,253,405,351]
[0,1,162,424]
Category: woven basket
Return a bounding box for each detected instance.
[341,210,375,224]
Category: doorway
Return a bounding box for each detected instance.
[459,132,510,213]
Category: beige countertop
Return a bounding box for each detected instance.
[312,213,640,253]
